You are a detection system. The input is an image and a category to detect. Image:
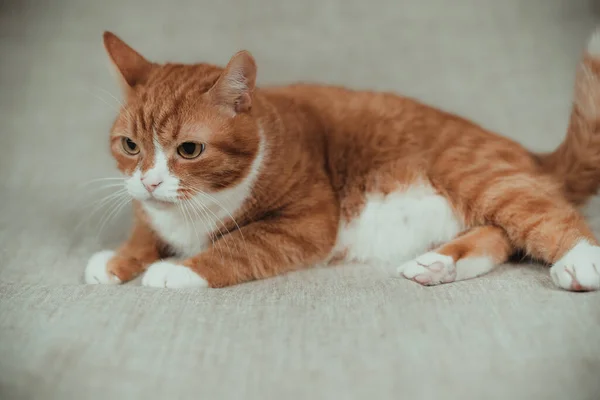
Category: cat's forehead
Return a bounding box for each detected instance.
[143,63,222,96]
[113,100,228,145]
[114,109,217,142]
[113,64,227,139]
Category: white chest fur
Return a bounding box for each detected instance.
[142,203,214,257]
[332,184,464,265]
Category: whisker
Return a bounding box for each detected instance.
[84,88,124,118]
[176,199,195,254]
[76,177,125,187]
[183,198,219,260]
[190,195,238,256]
[181,185,248,258]
[181,198,203,255]
[93,86,136,123]
[85,188,128,209]
[78,177,125,183]
[74,189,128,233]
[186,195,228,264]
[193,190,248,251]
[96,195,131,242]
[74,183,127,202]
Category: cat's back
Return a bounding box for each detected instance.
[263,83,502,146]
[264,83,418,120]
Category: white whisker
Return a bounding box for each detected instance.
[93,86,136,124]
[76,183,127,199]
[84,88,124,118]
[179,186,248,260]
[193,190,248,252]
[96,195,131,241]
[181,198,203,254]
[75,177,125,189]
[74,189,128,234]
[187,195,228,263]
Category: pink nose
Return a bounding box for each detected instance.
[142,179,162,193]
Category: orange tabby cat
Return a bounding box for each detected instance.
[85,31,600,291]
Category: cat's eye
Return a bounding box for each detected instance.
[177,142,204,159]
[121,137,140,155]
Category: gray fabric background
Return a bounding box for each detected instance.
[1,0,600,399]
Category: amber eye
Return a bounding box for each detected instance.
[121,137,140,155]
[177,142,204,159]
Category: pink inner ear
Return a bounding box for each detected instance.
[235,92,252,113]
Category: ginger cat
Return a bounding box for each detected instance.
[85,31,600,291]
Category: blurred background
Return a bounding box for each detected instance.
[1,1,599,399]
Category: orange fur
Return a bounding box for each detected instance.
[435,226,512,265]
[538,50,600,205]
[94,31,600,289]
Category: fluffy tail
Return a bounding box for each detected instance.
[538,29,600,205]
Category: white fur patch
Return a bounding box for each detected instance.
[550,239,600,291]
[85,250,122,285]
[142,261,208,288]
[332,184,463,265]
[581,194,600,237]
[399,252,456,285]
[399,252,496,285]
[587,27,600,56]
[454,256,496,281]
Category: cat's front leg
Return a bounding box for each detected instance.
[85,217,162,284]
[141,202,339,289]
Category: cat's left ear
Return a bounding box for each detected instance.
[209,50,257,113]
[103,31,154,95]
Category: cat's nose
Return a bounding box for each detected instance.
[142,178,163,193]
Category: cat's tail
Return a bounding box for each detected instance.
[537,28,600,205]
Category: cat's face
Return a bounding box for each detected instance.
[103,32,260,207]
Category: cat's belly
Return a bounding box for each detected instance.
[331,184,464,265]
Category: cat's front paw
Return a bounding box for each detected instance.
[85,250,122,285]
[551,240,600,291]
[141,261,208,289]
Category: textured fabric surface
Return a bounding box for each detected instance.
[1,0,600,399]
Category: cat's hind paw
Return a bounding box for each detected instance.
[85,250,122,285]
[398,252,456,286]
[551,240,600,292]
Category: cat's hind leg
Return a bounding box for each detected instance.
[399,225,512,286]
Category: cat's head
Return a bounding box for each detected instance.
[103,32,263,208]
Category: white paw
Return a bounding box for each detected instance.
[550,240,600,291]
[398,252,456,286]
[85,250,122,285]
[141,261,208,289]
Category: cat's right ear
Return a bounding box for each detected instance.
[103,31,153,95]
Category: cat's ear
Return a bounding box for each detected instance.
[209,51,257,113]
[103,31,153,94]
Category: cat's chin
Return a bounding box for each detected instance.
[143,198,176,209]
